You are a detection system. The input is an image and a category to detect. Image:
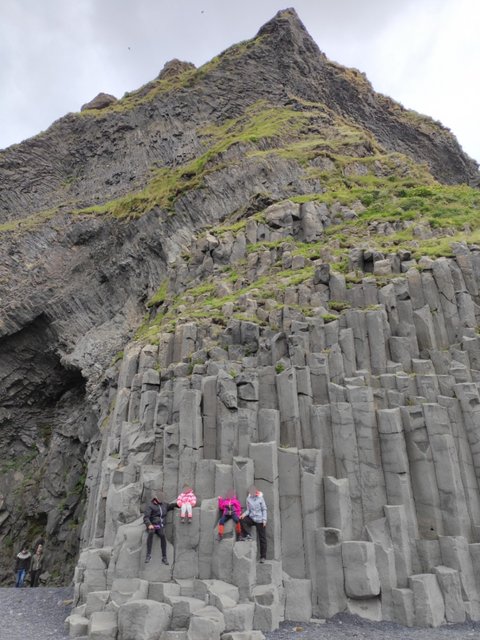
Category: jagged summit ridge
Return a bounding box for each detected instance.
[0,8,478,225]
[257,6,322,49]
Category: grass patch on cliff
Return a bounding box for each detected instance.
[74,101,322,219]
[0,207,59,235]
[75,163,203,218]
[138,174,480,338]
[146,279,169,308]
[133,179,480,344]
[81,97,425,222]
[248,120,378,167]
[138,262,316,341]
[134,174,480,341]
[355,182,480,229]
[292,177,480,239]
[64,97,461,231]
[411,228,480,258]
[201,100,312,144]
[234,177,480,275]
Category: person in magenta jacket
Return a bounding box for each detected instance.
[217,489,242,541]
[176,484,197,523]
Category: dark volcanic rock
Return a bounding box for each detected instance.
[0,7,479,589]
[81,92,117,111]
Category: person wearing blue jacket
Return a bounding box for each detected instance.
[240,485,267,562]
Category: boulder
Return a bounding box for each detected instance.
[264,201,299,229]
[252,585,281,632]
[284,577,312,621]
[118,599,172,639]
[409,574,445,627]
[110,578,148,606]
[65,613,89,638]
[81,92,117,111]
[88,611,118,640]
[342,541,380,599]
[187,606,225,640]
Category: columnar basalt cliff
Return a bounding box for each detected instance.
[1,8,480,638]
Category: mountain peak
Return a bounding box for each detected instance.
[257,7,306,35]
[0,7,478,227]
[255,7,324,59]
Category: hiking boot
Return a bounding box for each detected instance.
[161,557,169,565]
[145,554,151,563]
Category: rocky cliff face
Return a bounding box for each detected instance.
[1,7,480,636]
[0,9,477,225]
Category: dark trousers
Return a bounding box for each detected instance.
[146,527,167,558]
[30,570,40,587]
[241,516,267,559]
[219,513,240,526]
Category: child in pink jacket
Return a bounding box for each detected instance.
[176,484,197,523]
[217,489,242,540]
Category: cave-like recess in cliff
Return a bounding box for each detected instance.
[0,313,85,412]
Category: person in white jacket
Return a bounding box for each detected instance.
[240,485,267,562]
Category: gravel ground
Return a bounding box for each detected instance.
[266,614,480,640]
[0,587,71,640]
[2,588,480,640]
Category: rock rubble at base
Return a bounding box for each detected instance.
[66,198,480,638]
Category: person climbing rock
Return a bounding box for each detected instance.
[29,542,45,587]
[240,485,267,562]
[14,545,32,587]
[217,488,242,541]
[176,483,197,523]
[143,492,176,564]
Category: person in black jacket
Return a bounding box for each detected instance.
[14,545,31,587]
[143,493,176,564]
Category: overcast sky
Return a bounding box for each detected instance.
[1,0,479,164]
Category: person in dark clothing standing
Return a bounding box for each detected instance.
[143,493,176,564]
[14,545,31,587]
[30,542,45,587]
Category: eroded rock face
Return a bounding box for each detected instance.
[0,209,171,581]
